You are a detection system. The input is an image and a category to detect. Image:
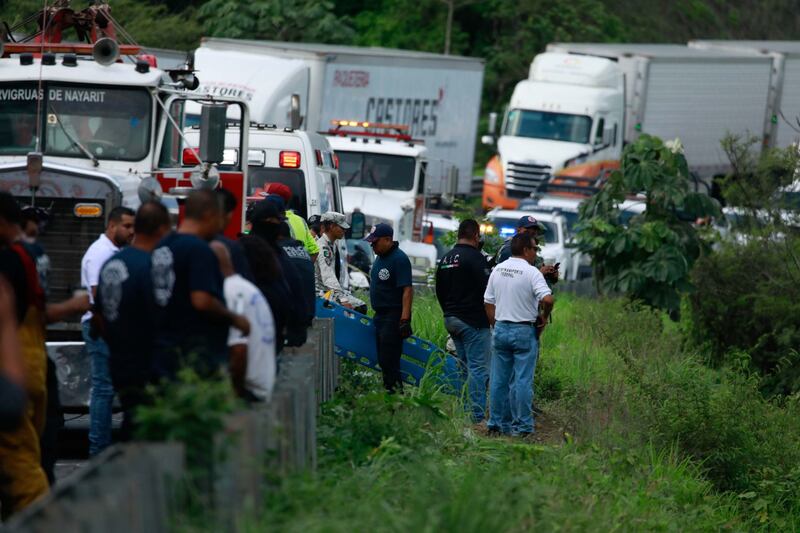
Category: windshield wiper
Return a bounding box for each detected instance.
[48,105,99,167]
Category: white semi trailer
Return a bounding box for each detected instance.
[482,43,775,209]
[690,40,800,149]
[191,38,485,198]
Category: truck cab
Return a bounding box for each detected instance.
[482,52,624,210]
[326,121,438,281]
[0,31,247,309]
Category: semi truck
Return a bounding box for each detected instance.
[482,43,777,209]
[192,38,485,198]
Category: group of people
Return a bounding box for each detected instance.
[0,179,418,518]
[436,216,556,437]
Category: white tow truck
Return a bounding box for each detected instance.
[326,121,438,281]
[0,3,249,407]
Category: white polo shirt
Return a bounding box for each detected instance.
[484,257,552,323]
[80,233,119,323]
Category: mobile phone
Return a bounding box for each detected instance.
[554,262,560,268]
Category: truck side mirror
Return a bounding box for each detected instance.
[488,112,498,135]
[290,94,302,130]
[199,103,227,164]
[350,211,366,239]
[481,135,495,146]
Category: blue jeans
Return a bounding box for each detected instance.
[83,321,114,456]
[445,316,491,423]
[488,321,539,435]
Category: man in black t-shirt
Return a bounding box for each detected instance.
[94,202,171,439]
[151,190,249,379]
[435,219,492,423]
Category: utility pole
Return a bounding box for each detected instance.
[439,0,474,55]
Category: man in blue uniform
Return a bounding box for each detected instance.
[365,223,413,393]
[151,190,250,380]
[94,201,171,439]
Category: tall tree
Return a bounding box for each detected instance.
[199,0,354,43]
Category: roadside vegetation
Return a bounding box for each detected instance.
[182,292,798,532]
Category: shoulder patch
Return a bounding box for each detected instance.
[323,247,332,265]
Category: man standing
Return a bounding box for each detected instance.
[435,219,491,423]
[80,206,134,456]
[277,221,316,330]
[93,202,171,440]
[264,182,319,260]
[484,232,554,437]
[215,188,254,281]
[210,242,276,402]
[365,223,413,392]
[494,215,559,283]
[151,190,249,380]
[0,192,48,517]
[316,211,367,314]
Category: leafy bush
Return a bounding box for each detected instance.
[689,237,800,395]
[576,135,719,316]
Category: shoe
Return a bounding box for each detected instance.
[487,426,503,436]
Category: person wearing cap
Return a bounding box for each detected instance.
[263,183,319,261]
[316,212,367,313]
[495,215,559,283]
[249,199,311,347]
[365,223,413,393]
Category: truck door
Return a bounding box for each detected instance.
[154,96,249,237]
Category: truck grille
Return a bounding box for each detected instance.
[505,161,551,197]
[36,198,107,302]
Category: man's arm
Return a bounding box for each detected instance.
[228,344,247,398]
[190,291,250,335]
[484,302,496,327]
[401,285,413,322]
[0,276,24,386]
[46,293,91,324]
[539,294,554,322]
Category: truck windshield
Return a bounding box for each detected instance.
[505,109,591,144]
[0,82,151,161]
[337,151,416,191]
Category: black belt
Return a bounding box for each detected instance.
[498,320,536,327]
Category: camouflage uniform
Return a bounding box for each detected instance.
[315,233,366,310]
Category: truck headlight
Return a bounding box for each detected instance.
[484,155,503,184]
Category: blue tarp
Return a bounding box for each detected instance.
[315,298,464,393]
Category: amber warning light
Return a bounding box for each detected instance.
[74,203,103,218]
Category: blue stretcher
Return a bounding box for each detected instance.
[315,298,464,393]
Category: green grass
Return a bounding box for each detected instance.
[190,291,800,532]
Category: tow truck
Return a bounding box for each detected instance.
[0,2,249,407]
[325,120,437,281]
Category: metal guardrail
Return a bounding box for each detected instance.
[3,318,338,532]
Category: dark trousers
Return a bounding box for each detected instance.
[116,385,149,442]
[374,309,403,392]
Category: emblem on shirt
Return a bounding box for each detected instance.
[378,268,390,281]
[323,247,332,266]
[151,246,175,306]
[100,259,129,322]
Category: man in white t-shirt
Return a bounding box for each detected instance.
[484,232,554,437]
[210,242,276,401]
[80,206,134,456]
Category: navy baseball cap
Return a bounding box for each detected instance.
[517,215,543,230]
[249,199,285,222]
[364,223,393,242]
